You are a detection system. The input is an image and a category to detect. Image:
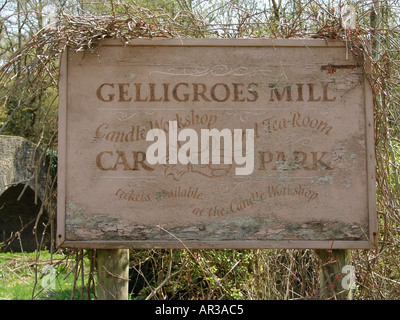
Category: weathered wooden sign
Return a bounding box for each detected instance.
[57,39,377,249]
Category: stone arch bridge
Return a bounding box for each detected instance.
[0,135,52,252]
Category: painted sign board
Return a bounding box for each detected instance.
[57,39,377,249]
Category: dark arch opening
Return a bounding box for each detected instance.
[0,184,50,252]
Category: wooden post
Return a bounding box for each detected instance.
[315,249,353,300]
[96,249,130,300]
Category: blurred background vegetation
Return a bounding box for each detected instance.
[0,0,399,300]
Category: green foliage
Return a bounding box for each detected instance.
[0,82,58,143]
[129,249,320,300]
[45,148,58,181]
[0,250,95,300]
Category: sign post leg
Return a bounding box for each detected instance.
[96,249,130,300]
[315,249,353,300]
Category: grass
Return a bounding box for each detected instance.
[0,250,95,300]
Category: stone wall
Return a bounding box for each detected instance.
[0,135,49,201]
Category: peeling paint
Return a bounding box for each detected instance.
[65,213,368,242]
[312,175,333,185]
